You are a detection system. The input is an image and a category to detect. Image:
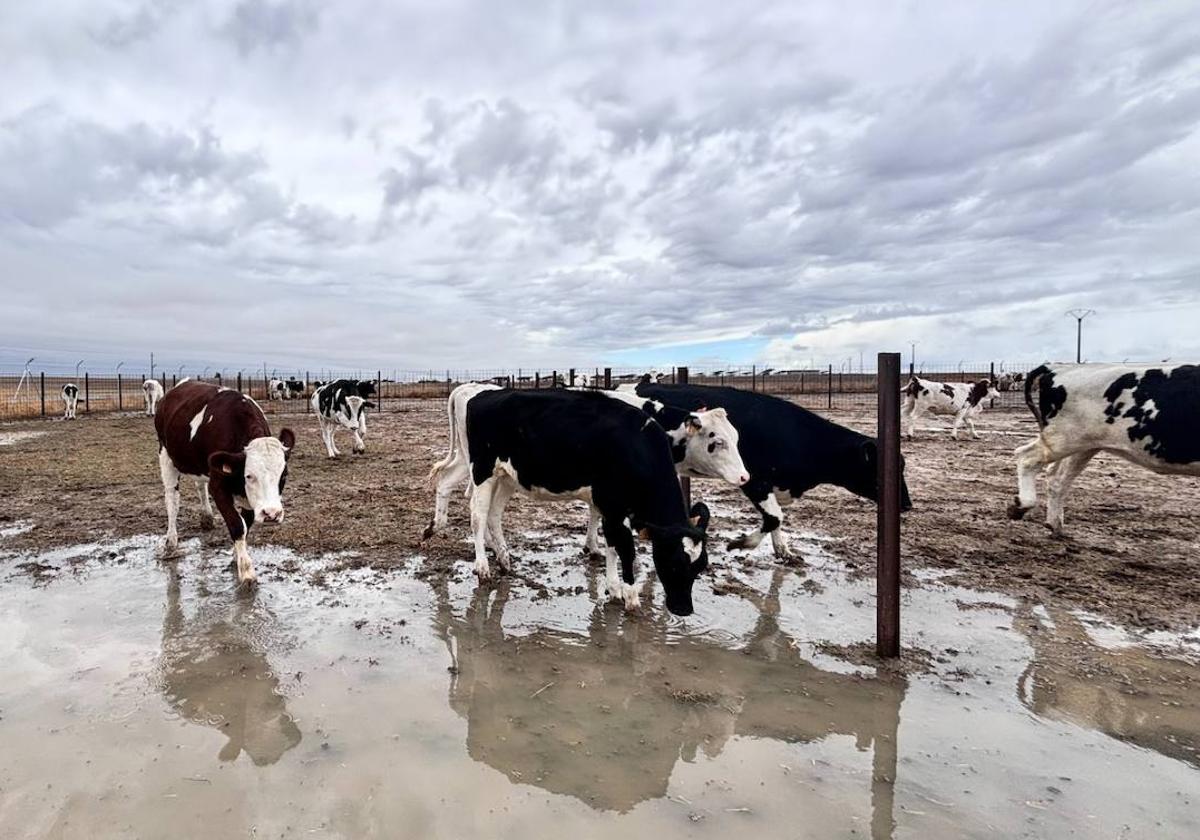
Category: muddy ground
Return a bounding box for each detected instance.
[2,402,1198,630]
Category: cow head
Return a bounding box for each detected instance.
[209,428,295,524]
[335,395,366,431]
[679,408,749,486]
[638,502,711,616]
[848,440,913,512]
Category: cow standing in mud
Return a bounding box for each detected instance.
[901,376,999,440]
[61,384,79,419]
[1008,364,1200,536]
[143,379,164,415]
[155,379,295,586]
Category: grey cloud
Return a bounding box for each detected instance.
[219,0,320,56]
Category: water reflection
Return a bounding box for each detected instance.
[157,567,301,765]
[1016,605,1200,770]
[435,568,906,836]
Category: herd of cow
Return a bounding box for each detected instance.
[53,362,1198,615]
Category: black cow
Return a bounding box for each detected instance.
[456,388,711,616]
[155,380,295,586]
[635,383,913,557]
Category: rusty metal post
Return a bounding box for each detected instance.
[84,373,90,414]
[237,372,243,393]
[377,370,382,412]
[827,364,833,410]
[876,352,902,658]
[40,372,45,417]
[678,366,691,508]
[569,368,575,387]
[603,367,612,390]
[751,364,756,392]
[535,371,541,390]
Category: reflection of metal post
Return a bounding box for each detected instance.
[678,366,690,508]
[877,353,901,658]
[870,680,901,840]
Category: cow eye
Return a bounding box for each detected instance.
[246,475,256,483]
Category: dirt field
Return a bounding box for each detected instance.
[2,401,1198,631]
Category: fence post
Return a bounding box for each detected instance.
[535,371,540,390]
[84,373,90,414]
[989,361,996,407]
[237,372,243,393]
[40,372,45,417]
[603,367,612,390]
[446,370,452,398]
[800,371,804,393]
[827,364,833,410]
[377,370,382,412]
[117,374,122,411]
[552,370,557,389]
[569,368,575,387]
[678,367,690,508]
[751,364,756,392]
[172,375,177,389]
[876,352,902,659]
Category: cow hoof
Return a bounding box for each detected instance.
[621,581,642,611]
[159,539,182,560]
[602,577,623,603]
[353,447,365,454]
[1006,500,1030,520]
[421,523,436,540]
[474,561,492,581]
[199,514,215,531]
[772,542,793,560]
[496,552,512,573]
[726,535,748,551]
[237,575,258,591]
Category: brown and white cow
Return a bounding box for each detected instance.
[155,379,295,586]
[902,376,998,440]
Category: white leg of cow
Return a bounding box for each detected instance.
[601,547,623,603]
[233,538,255,585]
[951,409,966,440]
[352,429,366,454]
[902,400,915,439]
[470,478,497,581]
[330,426,341,457]
[584,505,602,556]
[967,414,980,439]
[431,454,470,532]
[1046,451,1096,536]
[763,494,793,558]
[159,449,182,558]
[1008,438,1049,519]
[486,480,515,572]
[195,478,215,530]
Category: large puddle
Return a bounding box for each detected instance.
[1,530,1198,838]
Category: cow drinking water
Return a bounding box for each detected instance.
[61,383,79,419]
[430,387,712,616]
[155,379,295,586]
[1008,363,1200,535]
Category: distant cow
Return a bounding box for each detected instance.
[901,376,999,440]
[61,383,79,419]
[636,383,913,559]
[155,380,295,586]
[143,379,164,415]
[429,387,712,615]
[311,379,375,457]
[1008,364,1200,535]
[996,372,1027,393]
[267,379,285,400]
[284,378,305,399]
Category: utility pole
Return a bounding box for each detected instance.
[1066,309,1095,363]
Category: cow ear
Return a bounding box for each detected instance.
[686,414,703,435]
[208,450,246,476]
[706,407,727,419]
[278,428,296,452]
[688,502,711,531]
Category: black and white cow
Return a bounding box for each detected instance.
[429,387,712,616]
[61,383,79,419]
[284,378,305,399]
[901,376,999,440]
[636,382,913,558]
[267,379,286,401]
[427,383,747,557]
[1008,364,1200,535]
[143,379,165,415]
[154,379,295,586]
[311,379,375,457]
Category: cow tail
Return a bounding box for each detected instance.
[1024,365,1051,428]
[428,390,459,484]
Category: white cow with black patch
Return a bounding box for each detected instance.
[267,379,286,401]
[1008,363,1200,535]
[143,379,165,415]
[61,383,79,419]
[311,379,374,457]
[902,376,998,440]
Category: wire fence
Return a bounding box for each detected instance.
[0,362,1043,421]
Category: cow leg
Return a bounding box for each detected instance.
[901,399,915,439]
[1007,438,1049,519]
[728,484,781,552]
[951,408,966,440]
[486,480,515,572]
[583,505,602,556]
[158,449,182,558]
[967,412,981,440]
[469,478,497,580]
[195,478,215,530]
[763,494,793,558]
[210,480,256,586]
[429,452,470,535]
[601,547,623,603]
[601,515,641,611]
[352,429,366,454]
[330,426,342,456]
[1046,451,1096,536]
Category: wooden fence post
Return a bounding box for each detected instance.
[876,352,902,658]
[535,371,540,390]
[40,372,45,417]
[603,367,612,389]
[678,367,691,507]
[569,368,575,387]
[377,370,382,412]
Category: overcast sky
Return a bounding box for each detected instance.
[2,0,1198,374]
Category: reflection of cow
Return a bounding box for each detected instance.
[157,567,301,765]
[433,568,905,834]
[1015,605,1200,771]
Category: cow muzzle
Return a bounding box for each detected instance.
[258,507,284,524]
